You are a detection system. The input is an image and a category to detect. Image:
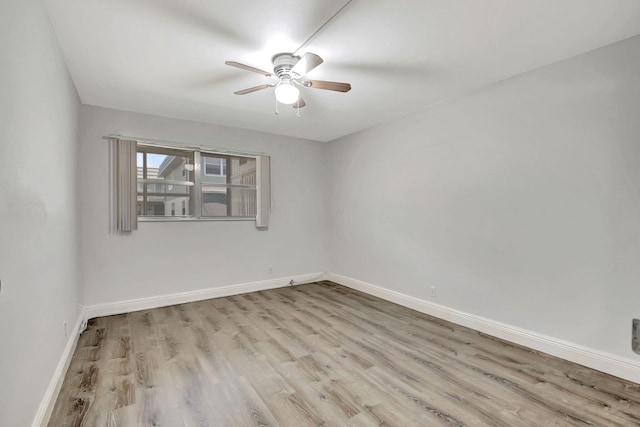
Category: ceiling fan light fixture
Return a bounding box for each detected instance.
[274,82,299,104]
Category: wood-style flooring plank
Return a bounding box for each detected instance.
[49,281,640,426]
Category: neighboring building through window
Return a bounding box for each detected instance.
[136,144,257,220]
[204,156,226,176]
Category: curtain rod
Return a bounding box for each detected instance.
[103,134,268,157]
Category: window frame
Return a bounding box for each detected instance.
[137,143,258,222]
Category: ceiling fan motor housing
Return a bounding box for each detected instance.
[272,53,300,78]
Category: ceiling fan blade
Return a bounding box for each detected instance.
[225,61,273,77]
[292,97,306,108]
[291,53,323,76]
[302,80,351,92]
[233,84,272,95]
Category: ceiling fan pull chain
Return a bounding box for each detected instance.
[296,101,301,118]
[274,97,279,115]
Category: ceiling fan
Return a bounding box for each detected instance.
[225,52,351,109]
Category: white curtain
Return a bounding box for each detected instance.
[110,138,138,232]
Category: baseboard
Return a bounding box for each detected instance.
[85,272,326,319]
[31,315,83,427]
[327,272,640,384]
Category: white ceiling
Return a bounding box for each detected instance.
[44,0,640,142]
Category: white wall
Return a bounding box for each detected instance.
[328,35,640,362]
[79,106,328,306]
[0,0,81,425]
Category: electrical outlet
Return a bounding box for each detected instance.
[430,286,437,298]
[63,321,68,339]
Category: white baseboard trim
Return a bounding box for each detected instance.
[31,315,83,427]
[85,272,326,319]
[327,272,640,384]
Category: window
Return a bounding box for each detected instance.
[136,144,261,221]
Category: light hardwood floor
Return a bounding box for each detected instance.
[48,281,640,426]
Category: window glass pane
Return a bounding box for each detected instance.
[138,199,166,216]
[139,184,192,217]
[139,150,193,182]
[200,187,256,217]
[200,155,256,218]
[229,157,256,185]
[161,155,189,180]
[201,186,227,217]
[203,156,226,177]
[146,183,189,195]
[229,187,257,217]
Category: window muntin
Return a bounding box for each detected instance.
[136,145,257,220]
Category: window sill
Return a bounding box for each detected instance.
[138,216,255,223]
